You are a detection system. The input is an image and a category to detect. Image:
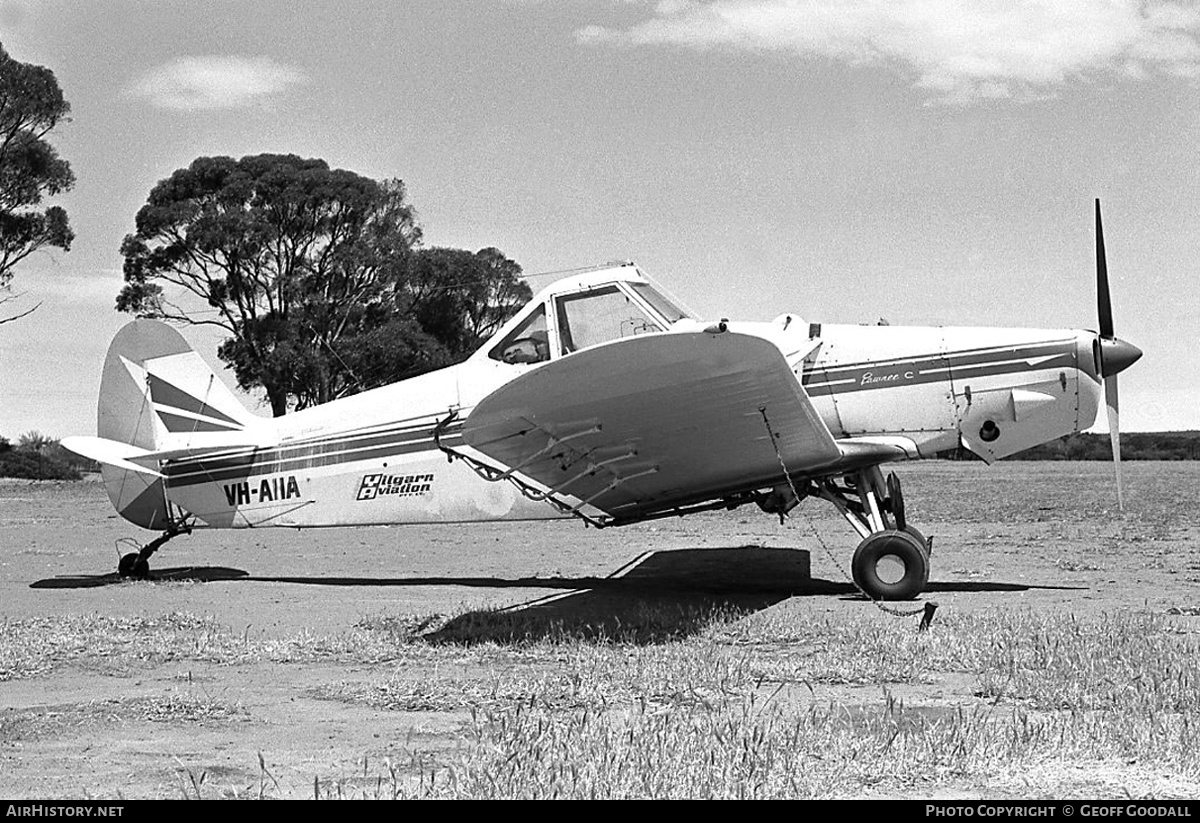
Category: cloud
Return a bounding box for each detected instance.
[576,0,1200,103]
[128,55,308,111]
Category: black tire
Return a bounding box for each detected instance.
[902,525,927,552]
[118,552,139,577]
[851,529,929,601]
[132,558,150,579]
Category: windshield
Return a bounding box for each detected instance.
[555,285,663,354]
[630,282,692,324]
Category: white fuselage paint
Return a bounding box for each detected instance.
[153,265,1103,530]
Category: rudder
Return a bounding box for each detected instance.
[96,320,262,529]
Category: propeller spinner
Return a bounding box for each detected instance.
[1093,199,1143,510]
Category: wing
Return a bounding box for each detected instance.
[461,330,842,523]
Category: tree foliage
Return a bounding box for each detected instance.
[0,44,74,324]
[214,245,531,411]
[938,431,1200,461]
[118,154,530,414]
[407,246,531,359]
[16,429,55,452]
[118,154,421,415]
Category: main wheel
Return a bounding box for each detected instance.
[851,529,929,601]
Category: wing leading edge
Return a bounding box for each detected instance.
[461,330,843,523]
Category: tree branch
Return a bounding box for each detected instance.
[0,299,40,324]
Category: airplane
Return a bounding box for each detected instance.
[63,201,1141,601]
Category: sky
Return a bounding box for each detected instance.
[0,0,1197,438]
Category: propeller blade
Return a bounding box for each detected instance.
[1105,373,1124,510]
[1095,200,1137,509]
[1096,199,1114,339]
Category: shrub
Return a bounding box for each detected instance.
[0,449,81,480]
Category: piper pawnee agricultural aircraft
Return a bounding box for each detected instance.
[63,201,1141,601]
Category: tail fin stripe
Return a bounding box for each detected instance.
[157,411,243,434]
[148,374,243,427]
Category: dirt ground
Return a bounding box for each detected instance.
[2,461,1199,798]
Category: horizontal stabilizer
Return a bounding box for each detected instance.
[143,432,277,460]
[63,434,274,476]
[61,436,164,478]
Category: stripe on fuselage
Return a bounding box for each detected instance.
[163,418,462,489]
[802,339,1076,397]
[162,340,1079,493]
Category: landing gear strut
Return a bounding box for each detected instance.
[816,468,933,601]
[117,522,192,579]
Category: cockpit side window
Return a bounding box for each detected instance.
[488,304,550,365]
[555,285,663,355]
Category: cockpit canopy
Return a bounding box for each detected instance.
[484,264,694,366]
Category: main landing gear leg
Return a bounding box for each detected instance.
[117,523,192,580]
[817,470,933,601]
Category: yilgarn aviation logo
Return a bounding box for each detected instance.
[356,473,434,501]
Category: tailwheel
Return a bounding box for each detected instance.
[118,552,139,578]
[117,551,151,579]
[115,522,191,580]
[851,529,929,601]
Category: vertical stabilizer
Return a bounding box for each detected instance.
[97,320,263,529]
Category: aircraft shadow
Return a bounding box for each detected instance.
[29,566,250,589]
[420,550,1083,645]
[30,547,1082,646]
[424,546,816,645]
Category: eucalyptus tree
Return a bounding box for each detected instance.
[0,45,74,324]
[118,154,422,415]
[119,153,529,414]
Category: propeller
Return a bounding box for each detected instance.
[1093,199,1142,510]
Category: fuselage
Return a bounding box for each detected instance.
[123,263,1103,530]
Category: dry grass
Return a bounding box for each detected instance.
[6,598,1200,797]
[1,692,247,742]
[302,605,1200,798]
[0,612,440,681]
